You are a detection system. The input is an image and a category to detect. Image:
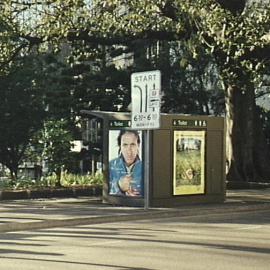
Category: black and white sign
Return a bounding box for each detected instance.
[131,70,161,129]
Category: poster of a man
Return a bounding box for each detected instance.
[109,129,143,197]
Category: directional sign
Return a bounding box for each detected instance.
[131,70,161,129]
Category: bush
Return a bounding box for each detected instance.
[0,177,12,189]
[0,172,104,190]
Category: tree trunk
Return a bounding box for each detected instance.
[10,169,17,182]
[226,84,270,183]
[5,161,18,182]
[55,167,62,187]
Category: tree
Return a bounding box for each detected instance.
[2,0,270,182]
[66,52,132,113]
[148,40,223,115]
[0,56,46,179]
[193,0,270,182]
[42,119,74,186]
[78,0,270,183]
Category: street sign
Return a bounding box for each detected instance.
[172,119,207,128]
[131,70,161,129]
[109,120,131,129]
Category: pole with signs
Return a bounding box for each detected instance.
[131,70,161,209]
[131,70,161,130]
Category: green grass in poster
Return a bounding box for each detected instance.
[175,150,201,187]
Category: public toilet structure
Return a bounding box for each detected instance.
[81,110,226,207]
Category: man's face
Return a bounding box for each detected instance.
[120,132,139,166]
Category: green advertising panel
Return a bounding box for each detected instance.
[173,130,206,195]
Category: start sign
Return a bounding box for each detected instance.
[131,70,161,129]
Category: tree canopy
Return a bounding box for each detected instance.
[1,0,270,182]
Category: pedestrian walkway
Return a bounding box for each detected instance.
[0,189,270,233]
[227,188,270,203]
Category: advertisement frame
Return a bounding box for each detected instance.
[173,130,206,196]
[108,129,144,197]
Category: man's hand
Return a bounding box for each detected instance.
[118,175,132,192]
[118,175,140,196]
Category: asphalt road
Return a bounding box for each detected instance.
[0,208,269,270]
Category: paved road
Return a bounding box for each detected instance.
[0,208,269,270]
[0,188,270,233]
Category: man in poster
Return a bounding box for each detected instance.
[109,130,143,196]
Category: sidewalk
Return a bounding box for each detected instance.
[0,188,270,233]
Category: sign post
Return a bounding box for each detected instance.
[131,70,161,209]
[131,70,161,129]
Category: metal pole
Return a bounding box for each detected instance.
[144,130,150,210]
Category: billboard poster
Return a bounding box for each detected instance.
[108,129,143,197]
[173,130,205,195]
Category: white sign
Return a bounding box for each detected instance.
[131,70,161,129]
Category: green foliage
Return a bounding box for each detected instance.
[156,40,223,114]
[0,176,47,190]
[0,177,12,189]
[0,172,104,190]
[1,0,270,183]
[61,171,104,186]
[0,56,47,178]
[0,7,21,74]
[2,1,269,100]
[175,150,202,186]
[42,53,75,120]
[42,119,74,183]
[2,1,270,71]
[258,106,270,146]
[69,61,131,112]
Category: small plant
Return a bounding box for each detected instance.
[61,171,104,187]
[43,173,58,187]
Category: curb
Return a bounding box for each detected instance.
[1,201,270,233]
[0,186,102,201]
[227,181,270,189]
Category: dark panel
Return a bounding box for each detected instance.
[206,131,226,194]
[151,129,172,199]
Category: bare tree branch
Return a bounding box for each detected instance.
[216,0,247,14]
[0,43,28,70]
[66,29,186,45]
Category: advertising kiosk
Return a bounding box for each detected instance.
[81,110,226,207]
